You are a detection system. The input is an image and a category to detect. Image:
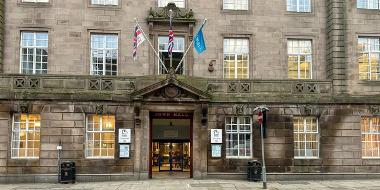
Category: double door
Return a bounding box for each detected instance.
[152,141,190,172]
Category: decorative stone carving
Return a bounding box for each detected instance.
[228,83,237,93]
[102,80,113,91]
[235,105,244,115]
[295,83,304,93]
[164,85,180,98]
[370,106,380,115]
[148,3,194,21]
[19,104,29,113]
[294,82,319,94]
[96,104,104,114]
[13,77,40,89]
[240,83,251,93]
[307,83,317,93]
[89,79,100,90]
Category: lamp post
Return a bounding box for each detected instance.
[253,106,269,189]
[57,141,62,183]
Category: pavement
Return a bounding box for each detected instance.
[0,179,379,190]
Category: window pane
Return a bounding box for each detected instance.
[86,115,115,158]
[288,39,312,79]
[20,32,48,74]
[12,114,41,158]
[223,38,249,79]
[226,116,252,158]
[91,34,118,76]
[293,117,319,158]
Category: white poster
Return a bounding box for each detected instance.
[210,129,222,144]
[118,129,131,143]
[211,144,222,158]
[119,144,130,158]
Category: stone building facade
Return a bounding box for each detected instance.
[0,0,380,183]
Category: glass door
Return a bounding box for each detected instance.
[152,141,190,172]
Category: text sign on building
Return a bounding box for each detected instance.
[210,129,222,144]
[118,129,131,143]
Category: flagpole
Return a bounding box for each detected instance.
[134,18,168,73]
[169,9,173,71]
[175,18,207,73]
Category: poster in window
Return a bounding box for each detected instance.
[119,144,130,158]
[118,129,131,143]
[211,144,222,158]
[210,129,222,144]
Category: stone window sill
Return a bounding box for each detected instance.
[221,9,252,15]
[285,11,315,17]
[17,2,52,8]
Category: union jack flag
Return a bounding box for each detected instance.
[168,16,174,57]
[133,24,145,61]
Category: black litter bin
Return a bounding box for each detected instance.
[60,161,76,183]
[247,160,262,181]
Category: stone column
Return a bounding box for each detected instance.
[0,0,4,73]
[326,0,347,94]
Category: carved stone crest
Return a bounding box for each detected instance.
[148,3,194,21]
[370,106,380,115]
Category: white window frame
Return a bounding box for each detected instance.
[90,34,118,76]
[158,0,185,8]
[287,0,312,12]
[20,31,48,74]
[11,114,41,159]
[293,117,319,159]
[225,116,252,159]
[361,117,380,159]
[287,39,313,79]
[357,0,380,9]
[358,37,380,81]
[223,0,249,10]
[85,115,115,159]
[157,36,185,75]
[223,38,250,79]
[91,0,118,5]
[22,0,49,3]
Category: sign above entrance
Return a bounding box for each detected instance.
[151,112,192,119]
[211,129,222,144]
[119,129,131,143]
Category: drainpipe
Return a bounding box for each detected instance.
[0,0,4,73]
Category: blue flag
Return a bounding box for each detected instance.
[194,26,206,54]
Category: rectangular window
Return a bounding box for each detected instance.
[91,34,118,76]
[358,37,380,80]
[20,32,48,74]
[22,0,49,2]
[357,0,380,9]
[11,114,41,159]
[85,115,115,159]
[158,36,185,75]
[91,0,118,5]
[225,116,252,158]
[287,0,311,12]
[293,117,319,159]
[158,0,185,8]
[362,117,380,158]
[223,0,249,10]
[223,38,249,79]
[288,39,312,79]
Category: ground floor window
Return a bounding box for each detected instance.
[362,117,380,158]
[225,116,252,158]
[11,114,41,159]
[293,117,319,159]
[86,115,115,158]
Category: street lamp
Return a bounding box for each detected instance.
[253,106,269,189]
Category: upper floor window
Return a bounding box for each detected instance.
[20,32,48,74]
[22,0,49,2]
[225,116,252,158]
[287,0,311,12]
[91,0,118,5]
[362,117,380,158]
[223,38,249,79]
[223,0,249,10]
[357,0,380,9]
[358,37,380,80]
[288,39,312,79]
[91,34,118,76]
[293,117,319,159]
[158,36,185,75]
[158,0,185,8]
[11,114,41,159]
[86,115,115,159]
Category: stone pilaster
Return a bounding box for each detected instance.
[0,0,3,73]
[326,0,347,94]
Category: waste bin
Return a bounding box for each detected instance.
[247,160,262,181]
[60,161,76,183]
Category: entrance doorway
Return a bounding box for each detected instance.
[149,112,193,178]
